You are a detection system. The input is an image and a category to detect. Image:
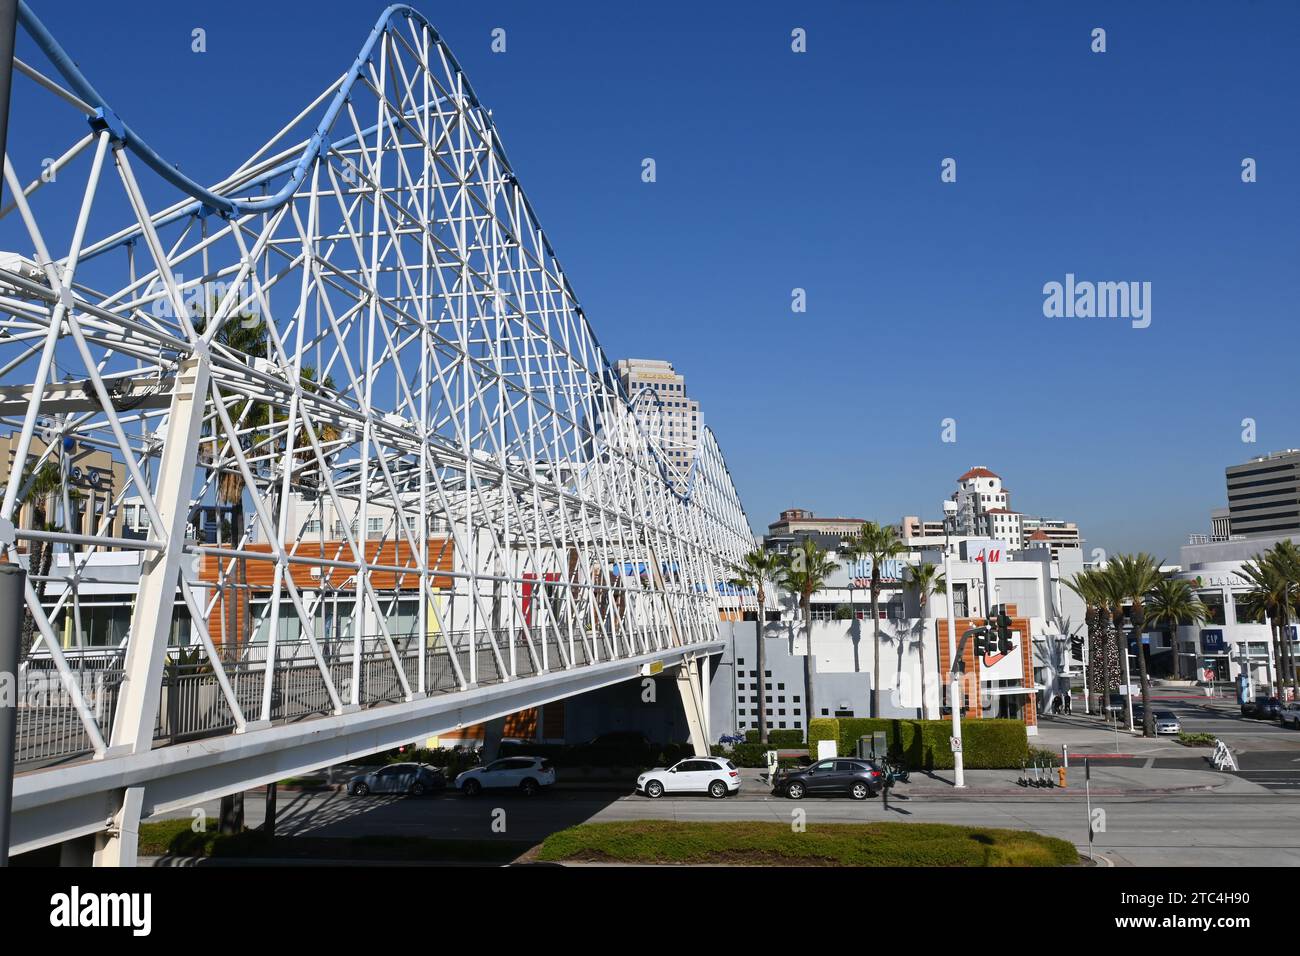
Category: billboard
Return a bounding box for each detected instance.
[845,556,909,588]
[960,538,1008,563]
[978,629,1024,683]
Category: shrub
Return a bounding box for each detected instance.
[807,717,840,757]
[767,729,805,747]
[831,718,1028,770]
[1027,746,1059,767]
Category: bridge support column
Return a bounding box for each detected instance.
[98,355,209,867]
[92,786,143,868]
[481,715,508,763]
[676,658,709,756]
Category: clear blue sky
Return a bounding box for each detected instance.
[12,0,1300,561]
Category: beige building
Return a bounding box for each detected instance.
[614,358,701,490]
[0,431,128,544]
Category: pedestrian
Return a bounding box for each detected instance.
[1064,692,1073,715]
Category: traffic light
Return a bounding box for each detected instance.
[972,628,989,658]
[993,605,1014,655]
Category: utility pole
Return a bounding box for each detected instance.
[943,544,965,789]
[0,562,27,866]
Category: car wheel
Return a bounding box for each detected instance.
[351,782,369,797]
[785,781,806,800]
[520,778,539,797]
[410,782,427,797]
[708,780,728,799]
[645,780,664,799]
[462,779,482,797]
[850,781,870,800]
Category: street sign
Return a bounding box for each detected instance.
[950,736,962,753]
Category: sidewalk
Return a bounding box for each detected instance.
[753,765,1236,797]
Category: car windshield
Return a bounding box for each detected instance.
[1156,712,1177,719]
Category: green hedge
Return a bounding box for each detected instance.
[807,717,840,758]
[807,718,1029,770]
[743,728,806,747]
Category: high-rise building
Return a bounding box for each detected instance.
[1224,449,1300,538]
[614,358,701,489]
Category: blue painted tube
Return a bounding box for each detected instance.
[15,2,465,218]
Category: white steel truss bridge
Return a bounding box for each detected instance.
[0,2,752,864]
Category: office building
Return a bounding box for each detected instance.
[614,358,701,490]
[1224,449,1300,538]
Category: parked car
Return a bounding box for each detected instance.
[455,756,556,796]
[1153,710,1182,735]
[348,762,445,796]
[1242,697,1282,719]
[637,757,740,799]
[775,757,883,800]
[1279,702,1300,729]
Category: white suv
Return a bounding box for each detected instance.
[637,757,740,799]
[455,756,556,796]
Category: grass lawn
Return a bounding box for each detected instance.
[137,819,531,863]
[536,820,1078,867]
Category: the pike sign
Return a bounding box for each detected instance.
[845,557,909,586]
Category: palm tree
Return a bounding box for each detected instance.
[839,533,866,629]
[905,561,945,718]
[1144,577,1207,685]
[729,547,783,743]
[1239,542,1300,693]
[1097,565,1129,722]
[15,459,64,659]
[1065,570,1110,714]
[1269,541,1300,690]
[857,521,904,717]
[777,538,839,733]
[1110,553,1164,736]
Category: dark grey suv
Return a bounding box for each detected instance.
[776,757,883,800]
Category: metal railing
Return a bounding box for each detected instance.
[14,622,685,769]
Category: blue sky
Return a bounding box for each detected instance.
[11,0,1300,560]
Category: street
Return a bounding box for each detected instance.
[142,697,1300,867]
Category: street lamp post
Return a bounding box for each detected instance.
[942,503,964,788]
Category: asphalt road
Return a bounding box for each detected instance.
[146,696,1300,867]
[154,772,1300,867]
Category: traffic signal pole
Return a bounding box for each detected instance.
[943,548,965,789]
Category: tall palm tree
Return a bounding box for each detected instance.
[1065,570,1110,714]
[839,533,866,628]
[729,547,783,743]
[1144,577,1207,685]
[1268,541,1300,690]
[905,561,945,718]
[1097,566,1129,722]
[1239,542,1300,692]
[857,521,904,717]
[777,538,839,733]
[1110,553,1164,736]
